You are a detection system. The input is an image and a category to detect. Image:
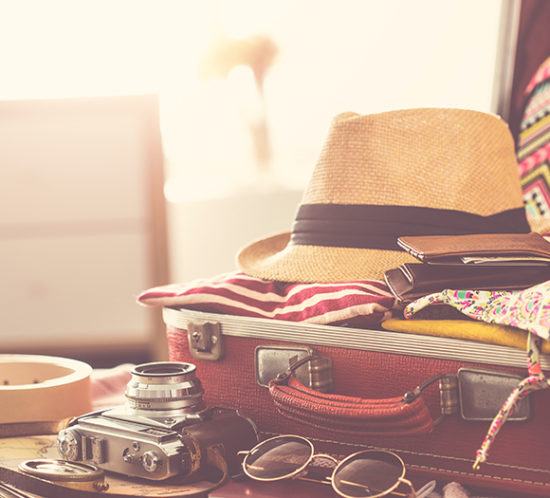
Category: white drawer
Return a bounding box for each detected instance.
[1,231,151,348]
[0,101,151,225]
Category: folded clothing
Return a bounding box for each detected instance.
[403,279,550,341]
[138,271,396,328]
[382,318,550,353]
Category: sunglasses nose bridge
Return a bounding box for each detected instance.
[311,452,339,465]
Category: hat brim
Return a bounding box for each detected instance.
[237,232,419,282]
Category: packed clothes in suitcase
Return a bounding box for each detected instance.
[140,108,550,497]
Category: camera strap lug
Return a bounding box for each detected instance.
[187,321,224,361]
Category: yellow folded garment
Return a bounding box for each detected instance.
[382,318,550,353]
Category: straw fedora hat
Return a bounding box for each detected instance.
[237,108,531,282]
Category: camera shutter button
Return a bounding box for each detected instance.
[142,450,161,473]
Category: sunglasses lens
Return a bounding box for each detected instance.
[332,450,404,497]
[242,435,313,480]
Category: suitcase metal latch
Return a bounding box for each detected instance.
[455,367,531,422]
[404,367,532,423]
[187,321,224,361]
[255,345,333,393]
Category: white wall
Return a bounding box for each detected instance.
[0,0,512,287]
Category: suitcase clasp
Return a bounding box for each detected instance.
[187,321,224,361]
[404,368,532,424]
[255,345,333,393]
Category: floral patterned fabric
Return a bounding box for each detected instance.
[474,334,549,468]
[404,280,550,468]
[403,280,550,341]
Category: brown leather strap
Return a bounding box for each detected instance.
[269,376,435,436]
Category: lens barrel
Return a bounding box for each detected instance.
[124,362,206,420]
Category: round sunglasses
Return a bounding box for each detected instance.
[239,435,435,498]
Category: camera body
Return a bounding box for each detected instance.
[57,362,258,481]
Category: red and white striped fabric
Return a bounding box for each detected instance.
[138,272,396,328]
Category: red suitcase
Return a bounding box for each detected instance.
[146,108,550,496]
[161,306,550,497]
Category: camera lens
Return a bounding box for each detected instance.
[133,362,195,378]
[124,362,206,421]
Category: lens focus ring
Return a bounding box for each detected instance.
[124,362,206,417]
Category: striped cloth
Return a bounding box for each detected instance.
[138,271,396,328]
[517,57,550,231]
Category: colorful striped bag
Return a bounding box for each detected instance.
[517,56,550,234]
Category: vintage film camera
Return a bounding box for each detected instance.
[57,361,258,481]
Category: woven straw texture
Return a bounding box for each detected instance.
[238,108,526,282]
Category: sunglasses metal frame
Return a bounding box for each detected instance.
[239,434,419,498]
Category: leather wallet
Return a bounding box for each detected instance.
[397,232,550,265]
[384,263,550,303]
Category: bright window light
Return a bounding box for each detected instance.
[0,0,505,201]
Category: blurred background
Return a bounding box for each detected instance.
[0,0,548,366]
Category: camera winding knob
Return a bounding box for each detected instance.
[57,429,80,461]
[141,451,161,473]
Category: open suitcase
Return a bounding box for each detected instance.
[161,306,550,497]
[145,108,550,496]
